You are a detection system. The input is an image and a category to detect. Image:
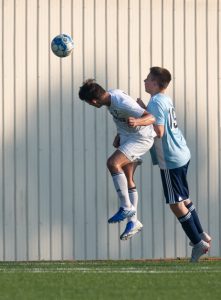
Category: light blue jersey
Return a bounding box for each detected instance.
[147,93,191,169]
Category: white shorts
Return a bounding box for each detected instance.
[118,134,154,162]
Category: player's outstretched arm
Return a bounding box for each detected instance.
[127,111,155,127]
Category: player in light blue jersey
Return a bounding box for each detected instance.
[137,67,211,262]
[79,79,156,240]
[148,93,191,169]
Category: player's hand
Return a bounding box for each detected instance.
[113,134,120,148]
[127,117,137,127]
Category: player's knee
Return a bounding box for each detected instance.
[170,202,182,210]
[107,157,120,172]
[169,202,188,218]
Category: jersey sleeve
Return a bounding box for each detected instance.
[148,102,165,125]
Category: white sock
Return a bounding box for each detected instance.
[128,188,138,222]
[112,172,132,209]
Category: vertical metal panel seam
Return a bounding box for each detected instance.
[117,0,119,90]
[206,0,210,235]
[82,0,87,259]
[68,0,74,260]
[194,0,199,214]
[138,0,144,259]
[139,0,144,258]
[150,0,152,65]
[37,0,41,260]
[13,0,17,261]
[172,0,177,257]
[128,0,132,259]
[172,0,177,255]
[71,0,75,260]
[183,0,187,137]
[161,0,164,67]
[94,0,98,260]
[60,0,64,260]
[183,0,187,256]
[128,0,130,98]
[116,0,121,259]
[217,0,221,256]
[25,0,29,261]
[193,0,197,221]
[138,0,141,102]
[48,0,52,261]
[117,0,122,259]
[150,0,154,258]
[161,0,166,258]
[2,0,5,261]
[172,0,176,108]
[105,0,110,260]
[194,0,200,257]
[172,0,175,101]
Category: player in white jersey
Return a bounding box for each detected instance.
[138,67,211,261]
[79,79,156,240]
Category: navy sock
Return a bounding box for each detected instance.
[178,212,201,245]
[186,202,203,234]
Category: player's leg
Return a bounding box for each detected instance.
[123,162,138,221]
[182,161,211,245]
[169,201,203,244]
[183,199,211,245]
[107,150,136,223]
[160,163,210,262]
[120,162,143,240]
[169,203,210,263]
[107,135,153,225]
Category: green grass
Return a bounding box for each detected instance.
[0,259,221,300]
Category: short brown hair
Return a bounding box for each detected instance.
[79,79,106,102]
[149,67,171,89]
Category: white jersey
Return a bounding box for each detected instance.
[108,89,155,139]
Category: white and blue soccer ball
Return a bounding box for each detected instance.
[51,34,74,57]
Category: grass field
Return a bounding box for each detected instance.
[0,259,221,300]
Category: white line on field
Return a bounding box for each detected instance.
[0,267,221,273]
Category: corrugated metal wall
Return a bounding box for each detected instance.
[0,0,220,261]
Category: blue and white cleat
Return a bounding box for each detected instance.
[108,206,136,223]
[190,240,210,262]
[120,220,143,240]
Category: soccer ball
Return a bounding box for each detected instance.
[51,34,74,57]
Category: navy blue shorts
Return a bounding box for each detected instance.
[160,161,190,204]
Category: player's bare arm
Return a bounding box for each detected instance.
[153,124,164,138]
[127,111,155,128]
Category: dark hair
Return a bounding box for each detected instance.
[79,79,106,102]
[149,67,172,89]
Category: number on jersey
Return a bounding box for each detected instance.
[168,107,178,129]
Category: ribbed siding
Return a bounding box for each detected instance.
[0,0,220,261]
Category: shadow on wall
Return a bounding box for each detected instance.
[1,48,146,261]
